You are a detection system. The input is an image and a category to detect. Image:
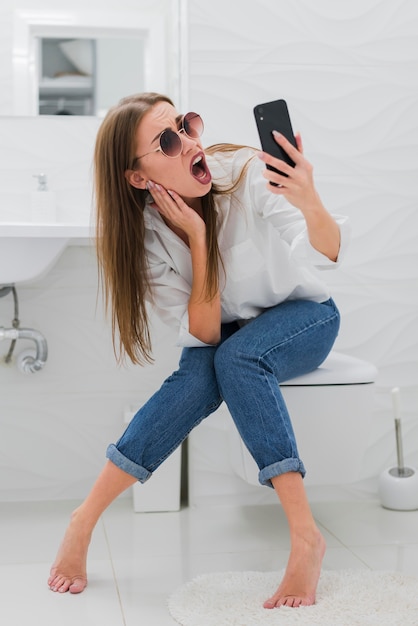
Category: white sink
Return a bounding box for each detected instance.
[0,223,94,284]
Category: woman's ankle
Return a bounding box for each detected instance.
[68,505,97,537]
[290,522,323,543]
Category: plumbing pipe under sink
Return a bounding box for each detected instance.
[0,284,48,373]
[0,327,48,373]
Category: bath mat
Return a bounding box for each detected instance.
[168,569,418,626]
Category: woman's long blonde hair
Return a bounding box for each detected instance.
[95,93,252,365]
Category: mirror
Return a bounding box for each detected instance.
[12,4,180,117]
[38,36,145,116]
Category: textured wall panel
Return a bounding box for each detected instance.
[187,0,418,500]
[190,0,418,65]
[0,0,417,502]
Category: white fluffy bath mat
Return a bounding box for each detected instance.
[168,569,418,626]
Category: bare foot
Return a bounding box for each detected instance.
[263,528,326,608]
[48,509,91,594]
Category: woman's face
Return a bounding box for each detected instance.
[128,101,212,203]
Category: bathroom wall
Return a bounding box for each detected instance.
[0,0,417,502]
[0,0,181,502]
[0,116,181,502]
[185,0,418,502]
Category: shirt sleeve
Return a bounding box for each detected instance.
[246,153,350,268]
[146,254,214,348]
[287,216,350,269]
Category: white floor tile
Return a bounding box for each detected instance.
[0,501,110,566]
[102,498,185,558]
[1,496,417,625]
[0,561,124,626]
[322,546,370,570]
[110,554,183,625]
[103,499,344,561]
[183,548,291,576]
[173,544,368,578]
[174,503,292,554]
[349,544,418,576]
[311,499,418,546]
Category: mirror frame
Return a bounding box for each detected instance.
[12,7,180,116]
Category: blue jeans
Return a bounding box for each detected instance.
[107,298,340,487]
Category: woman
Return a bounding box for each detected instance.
[48,92,349,608]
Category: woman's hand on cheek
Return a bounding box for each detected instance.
[147,181,206,239]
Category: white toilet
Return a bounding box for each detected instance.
[227,351,378,487]
[188,351,378,506]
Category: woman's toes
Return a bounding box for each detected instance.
[49,574,86,593]
[283,596,301,608]
[69,578,87,594]
[48,576,60,591]
[264,593,307,609]
[57,579,71,593]
[49,575,67,592]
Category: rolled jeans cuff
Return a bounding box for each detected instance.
[259,458,306,488]
[106,444,152,483]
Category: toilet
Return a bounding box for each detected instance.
[188,351,378,506]
[227,351,378,487]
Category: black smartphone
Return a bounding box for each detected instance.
[253,99,297,180]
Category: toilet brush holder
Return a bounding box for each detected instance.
[378,388,418,511]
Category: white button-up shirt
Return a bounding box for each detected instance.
[144,148,350,347]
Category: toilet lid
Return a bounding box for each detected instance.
[282,351,378,386]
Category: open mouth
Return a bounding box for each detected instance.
[190,152,212,185]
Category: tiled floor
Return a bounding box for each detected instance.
[1,495,418,625]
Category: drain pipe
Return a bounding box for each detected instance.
[1,284,48,373]
[0,326,48,373]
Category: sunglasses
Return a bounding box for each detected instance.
[134,112,204,164]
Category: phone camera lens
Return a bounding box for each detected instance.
[258,107,264,115]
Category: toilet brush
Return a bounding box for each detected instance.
[378,387,418,510]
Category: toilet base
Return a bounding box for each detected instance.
[228,383,375,487]
[188,352,377,507]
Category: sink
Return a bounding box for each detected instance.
[0,223,94,284]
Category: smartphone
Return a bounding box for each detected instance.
[253,99,297,180]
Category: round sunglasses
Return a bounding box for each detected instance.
[134,112,204,163]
